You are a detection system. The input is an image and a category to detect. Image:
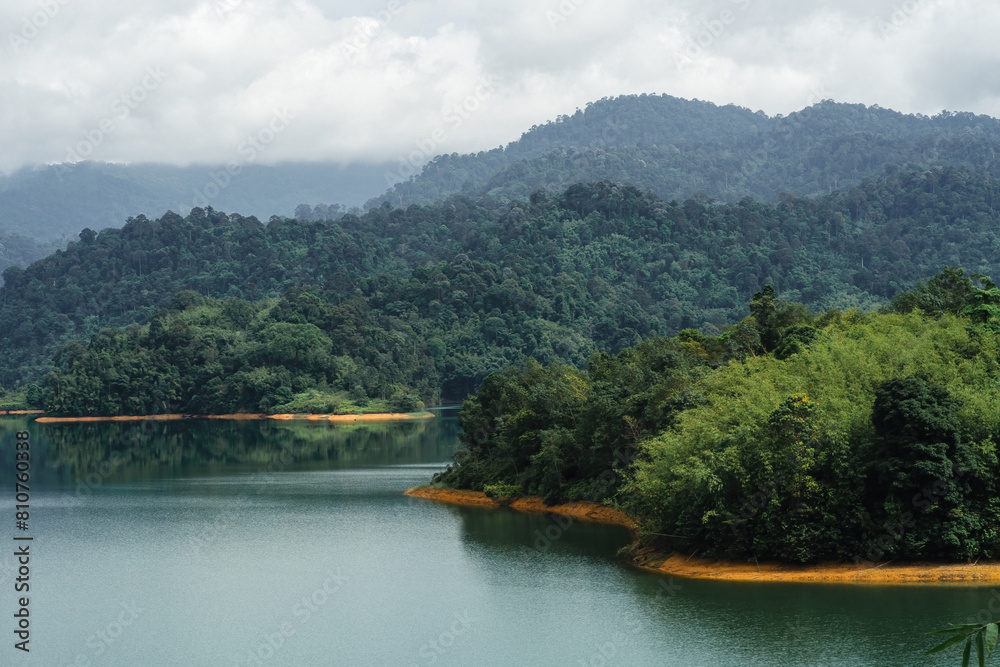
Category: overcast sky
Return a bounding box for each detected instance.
[2,0,997,173]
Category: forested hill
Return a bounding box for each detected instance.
[362,94,1000,210]
[6,165,1000,403]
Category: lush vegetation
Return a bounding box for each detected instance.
[10,166,1000,401]
[33,290,437,416]
[0,387,30,411]
[439,269,1000,564]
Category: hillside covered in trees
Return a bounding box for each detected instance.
[364,94,1000,210]
[7,165,1000,409]
[440,269,1000,564]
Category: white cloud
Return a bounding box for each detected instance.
[1,0,998,173]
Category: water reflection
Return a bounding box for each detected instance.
[0,412,989,666]
[0,414,461,486]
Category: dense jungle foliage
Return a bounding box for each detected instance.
[439,269,1000,564]
[8,165,1000,402]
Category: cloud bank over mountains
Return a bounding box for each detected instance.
[2,0,995,173]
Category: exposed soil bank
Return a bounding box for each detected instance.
[0,410,43,415]
[632,550,1000,584]
[407,486,1000,584]
[34,412,435,424]
[404,486,636,529]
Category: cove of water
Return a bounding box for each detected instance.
[0,410,989,666]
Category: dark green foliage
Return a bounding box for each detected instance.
[888,267,986,317]
[437,360,589,504]
[871,377,962,490]
[34,290,446,416]
[867,377,979,560]
[435,337,707,504]
[442,271,1000,565]
[14,166,1000,394]
[774,325,820,359]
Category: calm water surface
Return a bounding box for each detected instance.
[0,410,990,666]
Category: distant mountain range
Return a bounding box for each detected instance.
[362,94,1000,211]
[0,160,392,241]
[6,93,1000,275]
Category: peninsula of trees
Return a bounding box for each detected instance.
[439,269,1000,564]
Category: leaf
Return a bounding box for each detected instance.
[987,623,999,656]
[929,624,986,635]
[978,630,986,667]
[928,632,977,655]
[964,637,972,667]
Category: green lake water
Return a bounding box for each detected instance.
[0,409,993,666]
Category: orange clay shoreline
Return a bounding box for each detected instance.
[405,486,637,528]
[34,412,435,424]
[0,410,44,416]
[406,486,1000,585]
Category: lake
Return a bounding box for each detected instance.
[0,409,990,666]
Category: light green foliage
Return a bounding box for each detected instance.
[444,270,1000,566]
[626,309,1000,562]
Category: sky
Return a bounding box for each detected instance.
[2,0,998,174]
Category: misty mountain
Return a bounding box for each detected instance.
[358,94,1000,211]
[0,160,393,243]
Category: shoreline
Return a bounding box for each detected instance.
[0,410,43,416]
[406,486,1000,585]
[34,412,435,424]
[404,486,636,528]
